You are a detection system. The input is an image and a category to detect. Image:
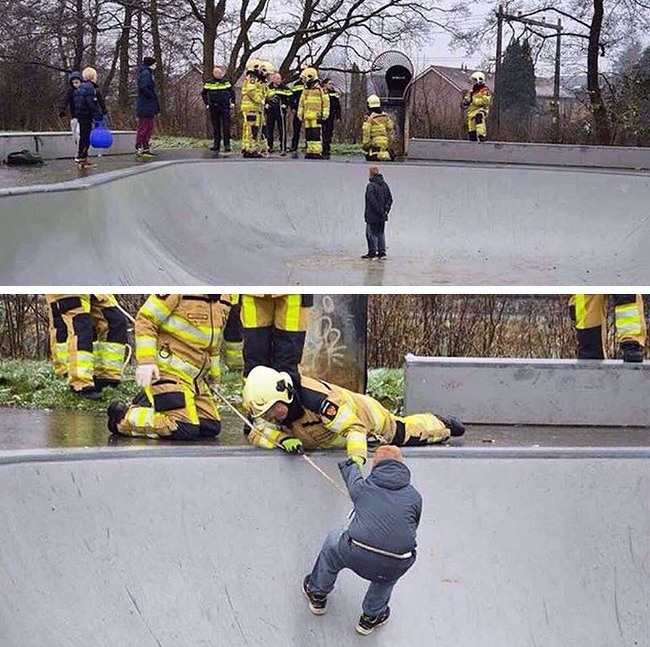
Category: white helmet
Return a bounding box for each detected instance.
[367,94,381,109]
[470,71,486,85]
[242,366,294,418]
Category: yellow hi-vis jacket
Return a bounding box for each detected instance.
[362,113,394,150]
[297,85,330,122]
[240,76,266,113]
[464,85,492,120]
[247,375,397,460]
[135,294,242,388]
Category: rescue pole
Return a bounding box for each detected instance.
[209,383,347,497]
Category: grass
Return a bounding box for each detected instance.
[0,360,403,414]
[151,135,363,156]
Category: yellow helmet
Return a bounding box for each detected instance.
[470,71,485,85]
[259,60,275,77]
[242,366,294,419]
[246,58,262,73]
[300,67,318,82]
[367,94,381,109]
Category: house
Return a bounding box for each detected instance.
[408,64,582,140]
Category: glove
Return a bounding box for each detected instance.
[349,455,366,470]
[279,437,304,455]
[135,364,160,387]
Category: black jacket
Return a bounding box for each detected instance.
[59,72,83,118]
[73,81,106,119]
[136,65,160,118]
[201,77,236,108]
[364,174,393,224]
[337,458,421,582]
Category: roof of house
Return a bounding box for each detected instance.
[413,65,574,99]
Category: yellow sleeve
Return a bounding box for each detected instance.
[135,295,180,364]
[321,91,330,121]
[319,400,368,460]
[246,420,291,450]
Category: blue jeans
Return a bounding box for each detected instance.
[308,528,397,616]
[365,222,386,255]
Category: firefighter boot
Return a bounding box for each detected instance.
[437,414,466,437]
[107,401,129,434]
[621,340,644,363]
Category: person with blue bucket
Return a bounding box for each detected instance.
[72,67,107,168]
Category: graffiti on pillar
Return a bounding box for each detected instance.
[301,295,367,393]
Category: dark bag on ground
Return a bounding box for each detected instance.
[5,149,44,166]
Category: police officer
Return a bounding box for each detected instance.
[321,78,341,159]
[265,72,292,154]
[201,66,236,153]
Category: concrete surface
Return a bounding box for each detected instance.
[409,138,650,170]
[0,446,647,647]
[0,131,137,160]
[2,158,650,285]
[404,356,650,426]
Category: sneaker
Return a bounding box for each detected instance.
[377,252,387,260]
[621,340,644,363]
[107,401,129,434]
[356,607,390,635]
[141,150,156,158]
[361,252,377,259]
[438,414,466,437]
[209,144,219,152]
[224,147,232,153]
[302,575,327,615]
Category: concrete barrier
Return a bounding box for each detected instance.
[408,138,650,170]
[0,131,136,160]
[404,355,650,426]
[0,446,647,646]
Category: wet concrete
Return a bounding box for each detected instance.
[1,406,648,451]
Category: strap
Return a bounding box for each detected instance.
[351,539,413,560]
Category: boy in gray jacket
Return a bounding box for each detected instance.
[302,445,421,635]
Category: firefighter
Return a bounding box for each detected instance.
[461,71,492,142]
[288,75,305,153]
[240,59,267,158]
[321,77,341,159]
[106,294,243,440]
[45,295,129,399]
[362,95,395,162]
[265,71,292,154]
[569,295,646,362]
[201,66,236,153]
[241,366,465,461]
[297,67,329,159]
[240,294,312,389]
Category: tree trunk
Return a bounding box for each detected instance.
[587,0,611,144]
[74,0,84,69]
[149,0,165,117]
[118,4,134,111]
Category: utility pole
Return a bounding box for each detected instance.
[495,9,563,142]
[494,5,504,138]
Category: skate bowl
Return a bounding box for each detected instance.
[1,158,650,285]
[0,446,647,646]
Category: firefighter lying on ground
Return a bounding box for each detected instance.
[241,366,465,462]
[107,294,243,440]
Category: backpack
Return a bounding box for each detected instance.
[5,149,44,166]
